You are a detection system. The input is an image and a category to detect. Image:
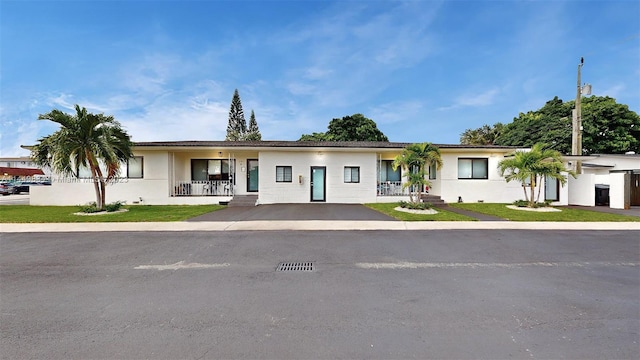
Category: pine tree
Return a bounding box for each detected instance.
[225,89,246,141]
[245,110,262,141]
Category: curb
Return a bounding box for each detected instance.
[2,221,639,232]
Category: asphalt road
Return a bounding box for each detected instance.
[0,193,29,205]
[1,230,639,359]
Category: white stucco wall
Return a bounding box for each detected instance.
[593,173,611,185]
[30,150,175,206]
[29,179,171,206]
[437,152,524,203]
[571,154,639,208]
[29,145,544,206]
[609,173,626,209]
[258,151,378,204]
[568,174,595,206]
[585,155,640,170]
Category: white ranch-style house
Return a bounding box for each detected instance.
[28,141,639,209]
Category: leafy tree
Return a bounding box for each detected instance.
[225,89,246,141]
[392,142,443,204]
[498,143,575,207]
[493,96,639,154]
[460,123,505,145]
[298,132,332,141]
[581,96,639,154]
[299,114,388,141]
[31,105,134,210]
[245,110,262,141]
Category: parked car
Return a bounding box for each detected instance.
[0,182,16,196]
[11,181,31,193]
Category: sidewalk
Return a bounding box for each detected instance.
[2,220,639,232]
[2,204,639,232]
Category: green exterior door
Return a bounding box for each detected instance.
[310,166,326,202]
[247,159,258,192]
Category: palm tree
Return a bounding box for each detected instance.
[460,123,504,145]
[31,105,134,210]
[392,142,443,203]
[498,143,575,207]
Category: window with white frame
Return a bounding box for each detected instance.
[127,156,143,178]
[544,176,559,201]
[458,158,488,179]
[344,166,360,183]
[429,163,437,180]
[276,166,292,182]
[191,159,231,181]
[378,160,401,182]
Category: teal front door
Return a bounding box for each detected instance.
[310,166,326,202]
[247,159,258,192]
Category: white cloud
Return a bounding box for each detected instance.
[0,2,453,155]
[273,2,442,111]
[304,67,334,80]
[48,93,78,111]
[119,96,229,142]
[286,82,316,96]
[598,83,624,99]
[369,100,426,125]
[438,88,500,111]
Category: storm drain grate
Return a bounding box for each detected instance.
[277,262,314,272]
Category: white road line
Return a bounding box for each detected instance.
[355,261,640,269]
[135,261,640,271]
[134,261,230,270]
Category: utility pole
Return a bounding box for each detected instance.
[572,57,591,173]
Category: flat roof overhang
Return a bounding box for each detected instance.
[129,140,518,153]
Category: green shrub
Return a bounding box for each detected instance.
[78,202,101,213]
[105,201,124,212]
[513,200,529,207]
[512,200,551,208]
[399,201,432,210]
[78,201,124,213]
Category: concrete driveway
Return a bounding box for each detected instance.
[188,203,396,221]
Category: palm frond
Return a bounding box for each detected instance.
[32,104,134,210]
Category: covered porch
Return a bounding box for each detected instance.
[375,152,435,199]
[167,149,258,200]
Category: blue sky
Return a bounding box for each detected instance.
[1,0,638,156]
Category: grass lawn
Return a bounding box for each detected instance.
[0,205,225,223]
[365,203,475,221]
[448,203,640,222]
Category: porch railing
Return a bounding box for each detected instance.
[173,180,233,196]
[377,181,408,196]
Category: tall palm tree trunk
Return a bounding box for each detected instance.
[535,176,543,204]
[529,175,536,207]
[90,166,103,210]
[100,180,106,209]
[87,152,105,210]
